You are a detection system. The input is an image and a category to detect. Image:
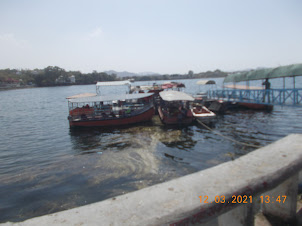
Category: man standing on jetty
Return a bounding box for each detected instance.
[262,78,271,103]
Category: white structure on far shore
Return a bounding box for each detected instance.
[70,75,75,83]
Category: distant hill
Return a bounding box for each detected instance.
[194,69,228,78]
[138,72,161,76]
[105,70,160,78]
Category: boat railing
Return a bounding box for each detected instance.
[127,102,153,117]
[69,102,153,121]
[208,88,302,106]
[160,106,191,119]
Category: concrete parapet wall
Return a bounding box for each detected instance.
[3,134,302,226]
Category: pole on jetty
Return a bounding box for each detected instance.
[293,76,296,104]
[283,77,285,103]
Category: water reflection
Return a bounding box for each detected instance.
[160,127,197,151]
[69,127,126,154]
[1,122,177,222]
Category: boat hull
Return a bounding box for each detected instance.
[238,102,273,110]
[158,107,193,125]
[69,107,155,127]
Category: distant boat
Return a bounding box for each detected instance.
[67,93,155,127]
[130,81,185,94]
[161,82,185,90]
[194,80,216,101]
[158,90,194,125]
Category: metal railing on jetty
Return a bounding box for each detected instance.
[208,88,302,106]
[6,134,302,225]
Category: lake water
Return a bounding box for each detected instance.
[0,78,302,222]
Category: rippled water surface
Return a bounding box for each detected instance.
[0,79,302,222]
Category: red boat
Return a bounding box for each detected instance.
[67,93,154,127]
[161,82,185,90]
[130,82,185,94]
[158,90,194,125]
[129,82,186,114]
[238,102,273,110]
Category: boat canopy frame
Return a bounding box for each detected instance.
[68,93,154,119]
[96,80,132,95]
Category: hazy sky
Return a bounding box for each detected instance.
[0,0,301,74]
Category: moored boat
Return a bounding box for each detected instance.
[191,104,216,125]
[130,82,185,94]
[158,90,194,125]
[130,82,185,115]
[67,93,154,127]
[237,102,273,110]
[161,82,185,90]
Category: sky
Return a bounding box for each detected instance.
[0,0,302,74]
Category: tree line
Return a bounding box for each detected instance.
[0,66,227,87]
[0,66,118,87]
[127,69,227,81]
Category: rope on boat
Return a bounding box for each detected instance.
[197,121,263,149]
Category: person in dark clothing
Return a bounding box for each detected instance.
[110,111,116,118]
[81,114,87,120]
[262,78,271,102]
[262,78,271,90]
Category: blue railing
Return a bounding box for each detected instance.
[207,88,302,106]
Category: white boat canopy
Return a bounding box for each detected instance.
[196,80,216,85]
[68,93,153,103]
[159,90,194,102]
[96,80,131,86]
[66,93,97,99]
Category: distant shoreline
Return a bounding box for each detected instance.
[0,77,226,92]
[0,86,38,92]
